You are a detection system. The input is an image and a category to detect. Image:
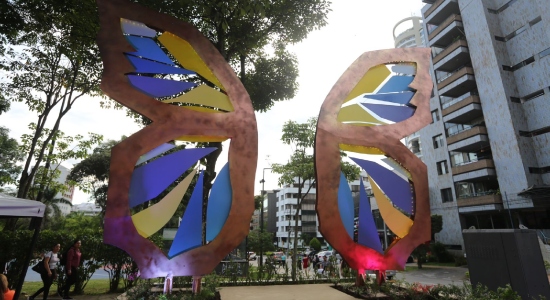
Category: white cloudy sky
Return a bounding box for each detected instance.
[0,0,425,204]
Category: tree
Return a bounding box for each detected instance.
[431,214,443,241]
[247,228,275,253]
[0,126,23,187]
[299,232,314,247]
[309,237,321,251]
[68,139,119,215]
[0,0,104,202]
[271,117,360,281]
[414,215,444,269]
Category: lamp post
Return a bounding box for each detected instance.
[259,167,272,268]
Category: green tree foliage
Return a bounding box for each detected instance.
[271,117,360,280]
[68,139,119,215]
[309,237,321,251]
[0,126,23,186]
[0,0,104,201]
[431,214,443,241]
[247,228,275,253]
[299,232,314,246]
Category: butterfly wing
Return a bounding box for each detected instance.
[314,48,432,273]
[97,0,257,277]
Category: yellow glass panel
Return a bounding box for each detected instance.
[163,85,233,112]
[339,144,386,155]
[337,104,386,125]
[343,64,391,103]
[175,135,228,142]
[131,168,197,238]
[182,106,223,113]
[369,178,413,238]
[158,32,225,91]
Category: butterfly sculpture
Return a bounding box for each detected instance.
[314,48,433,279]
[97,0,257,277]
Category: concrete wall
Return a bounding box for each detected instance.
[459,0,549,204]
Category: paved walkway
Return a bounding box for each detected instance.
[219,284,356,300]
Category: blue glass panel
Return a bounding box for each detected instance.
[361,103,415,122]
[363,91,414,105]
[350,157,413,214]
[127,75,197,98]
[125,36,174,65]
[358,179,383,254]
[129,147,216,208]
[168,171,204,258]
[121,20,157,37]
[126,55,196,75]
[377,76,414,93]
[337,172,354,240]
[206,163,232,241]
[135,143,175,166]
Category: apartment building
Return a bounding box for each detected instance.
[270,172,372,249]
[418,0,550,249]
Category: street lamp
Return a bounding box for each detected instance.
[259,167,272,268]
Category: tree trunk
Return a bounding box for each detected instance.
[291,177,301,281]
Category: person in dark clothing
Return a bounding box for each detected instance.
[29,243,61,300]
[59,240,81,300]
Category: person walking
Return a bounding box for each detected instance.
[281,253,286,270]
[0,274,15,300]
[60,240,81,300]
[29,243,61,300]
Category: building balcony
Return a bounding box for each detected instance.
[457,194,503,208]
[452,159,496,181]
[442,93,480,116]
[276,209,297,217]
[447,126,490,152]
[428,15,463,48]
[433,40,470,72]
[438,67,476,97]
[277,220,302,227]
[424,0,460,25]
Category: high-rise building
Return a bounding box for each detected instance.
[394,16,428,160]
[418,0,550,250]
[53,164,74,216]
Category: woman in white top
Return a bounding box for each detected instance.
[29,243,61,300]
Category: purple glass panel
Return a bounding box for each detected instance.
[206,163,232,241]
[127,75,197,98]
[125,36,174,65]
[377,75,414,93]
[363,91,414,105]
[358,179,383,254]
[168,171,204,258]
[126,55,196,75]
[350,157,413,214]
[361,103,415,122]
[338,172,354,239]
[129,147,216,208]
[121,20,157,37]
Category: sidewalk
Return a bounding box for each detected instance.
[219,284,356,300]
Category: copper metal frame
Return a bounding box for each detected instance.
[97,0,257,277]
[314,48,433,273]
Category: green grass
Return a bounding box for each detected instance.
[21,279,112,296]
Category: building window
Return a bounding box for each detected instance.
[431,110,440,123]
[437,161,449,175]
[441,188,453,203]
[432,134,444,149]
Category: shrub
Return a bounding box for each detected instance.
[430,242,454,263]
